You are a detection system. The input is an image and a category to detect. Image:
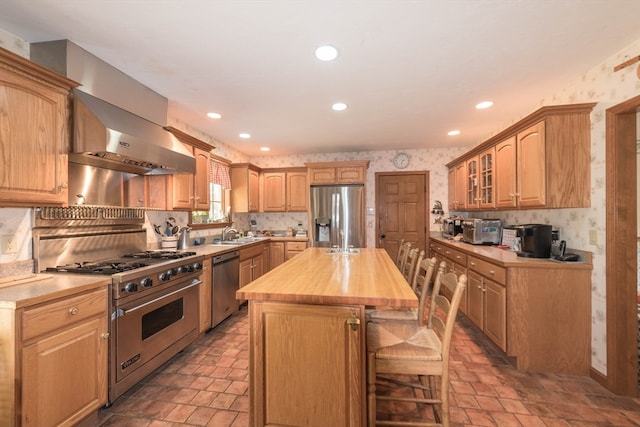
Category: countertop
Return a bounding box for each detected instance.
[0,236,310,308]
[430,234,592,270]
[236,247,419,307]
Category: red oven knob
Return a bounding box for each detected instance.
[123,282,138,293]
[140,277,153,287]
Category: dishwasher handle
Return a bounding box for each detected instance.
[213,250,240,265]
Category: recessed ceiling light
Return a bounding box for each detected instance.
[331,102,347,111]
[315,45,339,61]
[448,130,461,136]
[239,133,251,139]
[260,147,270,152]
[206,112,222,119]
[475,101,493,110]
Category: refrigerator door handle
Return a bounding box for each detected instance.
[332,192,340,247]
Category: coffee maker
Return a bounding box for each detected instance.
[514,224,552,258]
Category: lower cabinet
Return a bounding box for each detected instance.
[248,302,364,426]
[199,257,212,333]
[429,237,591,374]
[285,241,307,260]
[1,285,110,426]
[270,242,285,269]
[239,245,266,291]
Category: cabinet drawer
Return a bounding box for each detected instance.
[240,244,264,260]
[22,288,108,341]
[467,256,506,285]
[429,241,445,256]
[442,246,467,265]
[286,241,307,251]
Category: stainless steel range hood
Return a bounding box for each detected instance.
[71,89,196,175]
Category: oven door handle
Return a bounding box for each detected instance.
[118,278,202,317]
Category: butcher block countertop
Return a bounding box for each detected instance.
[236,247,418,307]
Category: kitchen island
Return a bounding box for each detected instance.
[236,247,417,427]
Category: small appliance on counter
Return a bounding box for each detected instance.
[442,217,464,238]
[461,218,502,245]
[514,224,552,258]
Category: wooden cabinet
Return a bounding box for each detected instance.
[231,163,261,212]
[306,160,370,185]
[466,256,506,351]
[430,236,591,374]
[199,257,212,333]
[262,168,308,212]
[286,241,307,260]
[430,242,468,315]
[270,242,285,269]
[0,285,109,426]
[448,103,595,211]
[249,302,364,426]
[447,162,466,211]
[479,147,495,209]
[239,244,266,290]
[168,146,211,211]
[0,48,77,207]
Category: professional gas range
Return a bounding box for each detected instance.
[33,207,205,404]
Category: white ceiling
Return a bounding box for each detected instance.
[1,1,639,157]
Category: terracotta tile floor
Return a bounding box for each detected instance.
[98,305,640,426]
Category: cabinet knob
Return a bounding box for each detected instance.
[60,182,68,189]
[489,270,495,275]
[102,332,110,340]
[470,262,476,267]
[68,307,79,315]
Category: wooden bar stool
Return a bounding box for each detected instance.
[366,271,467,426]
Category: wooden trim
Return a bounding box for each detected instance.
[210,153,232,165]
[446,103,596,167]
[164,126,215,151]
[613,55,640,72]
[0,46,79,89]
[605,95,639,396]
[305,160,370,169]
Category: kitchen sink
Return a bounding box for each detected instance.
[209,237,265,246]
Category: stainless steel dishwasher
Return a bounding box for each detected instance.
[212,250,240,327]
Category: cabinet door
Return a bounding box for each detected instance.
[466,271,484,329]
[336,166,365,183]
[170,173,194,210]
[199,258,212,332]
[483,278,507,351]
[253,253,265,281]
[250,302,363,426]
[124,175,146,207]
[308,167,335,184]
[451,262,468,315]
[0,71,70,206]
[479,147,495,209]
[454,163,466,210]
[517,121,546,207]
[466,157,479,209]
[287,171,308,211]
[495,136,517,208]
[193,147,210,210]
[270,242,285,269]
[146,175,169,210]
[239,258,253,288]
[249,169,260,212]
[263,243,271,272]
[22,316,108,426]
[263,172,286,212]
[447,167,457,211]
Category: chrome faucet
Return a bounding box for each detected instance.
[222,225,238,241]
[222,226,231,241]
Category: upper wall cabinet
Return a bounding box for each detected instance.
[447,103,595,211]
[305,160,370,185]
[0,48,78,207]
[165,127,213,211]
[231,163,261,213]
[262,168,308,212]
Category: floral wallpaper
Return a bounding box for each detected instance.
[1,27,640,376]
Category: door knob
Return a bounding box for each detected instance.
[380,234,386,239]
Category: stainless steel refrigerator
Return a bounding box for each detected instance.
[310,184,365,248]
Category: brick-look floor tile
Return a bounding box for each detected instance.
[97,307,640,427]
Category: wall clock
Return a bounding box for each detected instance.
[392,152,411,169]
